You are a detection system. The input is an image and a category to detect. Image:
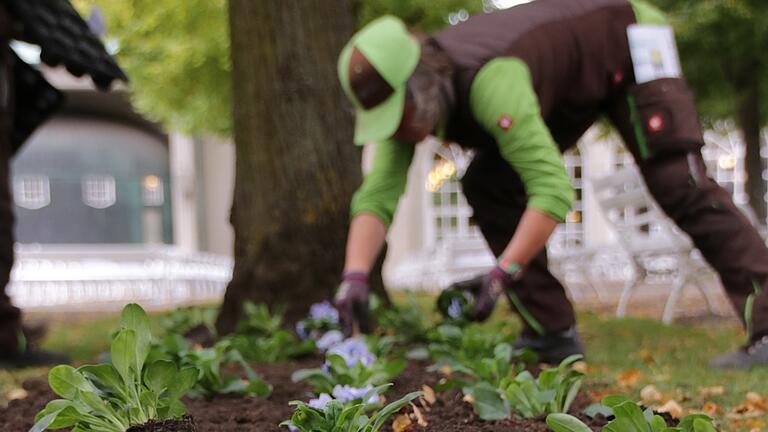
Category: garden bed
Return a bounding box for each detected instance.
[0,358,608,431]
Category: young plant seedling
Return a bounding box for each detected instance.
[281,384,421,432]
[546,395,720,432]
[30,304,198,432]
[227,302,315,362]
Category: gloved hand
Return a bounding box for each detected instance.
[473,265,516,321]
[334,272,372,336]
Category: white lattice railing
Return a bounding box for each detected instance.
[8,244,232,310]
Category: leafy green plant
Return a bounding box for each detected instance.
[228,302,315,362]
[291,339,405,395]
[371,294,433,345]
[30,304,198,432]
[281,384,421,432]
[459,354,584,421]
[149,335,271,400]
[546,395,719,432]
[158,306,218,337]
[426,323,518,366]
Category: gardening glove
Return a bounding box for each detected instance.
[334,272,372,336]
[472,265,515,322]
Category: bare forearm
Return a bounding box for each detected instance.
[343,213,387,273]
[498,208,559,268]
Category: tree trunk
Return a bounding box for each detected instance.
[740,73,766,226]
[217,0,389,334]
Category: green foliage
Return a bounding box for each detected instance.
[149,335,271,400]
[226,302,315,362]
[72,0,231,135]
[291,353,406,396]
[371,294,433,345]
[158,306,218,337]
[358,0,484,31]
[546,395,720,432]
[281,385,422,432]
[503,354,584,418]
[646,0,768,124]
[427,323,520,366]
[30,304,198,432]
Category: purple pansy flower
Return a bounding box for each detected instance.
[331,384,378,404]
[316,330,344,352]
[327,337,376,368]
[295,321,308,340]
[308,393,333,410]
[309,301,339,323]
[447,298,463,319]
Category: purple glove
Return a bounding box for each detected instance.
[473,266,515,322]
[334,272,371,336]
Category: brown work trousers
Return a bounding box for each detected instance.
[461,78,768,343]
[0,42,19,355]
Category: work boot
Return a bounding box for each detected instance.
[0,348,70,369]
[513,327,585,365]
[709,335,768,370]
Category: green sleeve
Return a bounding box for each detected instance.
[629,0,669,25]
[350,139,415,227]
[469,58,575,222]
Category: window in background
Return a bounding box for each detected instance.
[82,175,116,209]
[14,175,50,210]
[141,175,164,207]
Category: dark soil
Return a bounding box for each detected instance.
[127,416,197,432]
[0,357,615,431]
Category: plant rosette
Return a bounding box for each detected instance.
[296,301,341,341]
[30,304,199,432]
[227,302,315,362]
[281,384,421,432]
[436,288,475,324]
[150,336,272,400]
[457,353,584,421]
[546,394,719,432]
[291,338,406,395]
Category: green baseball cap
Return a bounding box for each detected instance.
[338,16,421,145]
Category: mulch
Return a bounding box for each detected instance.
[0,357,611,431]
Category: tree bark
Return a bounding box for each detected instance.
[740,72,766,226]
[217,0,389,334]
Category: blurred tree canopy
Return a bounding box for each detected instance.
[648,0,768,219]
[72,0,232,136]
[71,0,482,136]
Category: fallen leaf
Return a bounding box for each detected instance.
[698,386,725,398]
[572,361,592,374]
[639,349,656,364]
[6,388,28,401]
[410,403,428,427]
[462,393,474,404]
[440,365,452,375]
[640,385,662,404]
[422,385,436,405]
[702,401,719,416]
[657,400,683,419]
[617,369,642,388]
[392,414,413,432]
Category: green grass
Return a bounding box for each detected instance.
[2,297,766,431]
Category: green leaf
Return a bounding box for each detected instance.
[469,383,510,421]
[546,413,593,432]
[29,409,63,432]
[611,401,651,432]
[604,417,641,432]
[167,366,198,399]
[111,329,137,384]
[692,418,718,432]
[79,364,127,398]
[144,360,177,394]
[48,365,95,400]
[120,303,152,374]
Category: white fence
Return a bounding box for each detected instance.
[8,244,232,310]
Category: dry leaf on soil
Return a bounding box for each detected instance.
[698,386,725,398]
[616,369,642,388]
[392,414,414,432]
[657,400,684,419]
[640,385,662,404]
[422,385,436,405]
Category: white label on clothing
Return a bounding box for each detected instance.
[627,24,682,84]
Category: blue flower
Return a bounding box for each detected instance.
[331,384,379,404]
[447,298,463,319]
[295,321,308,340]
[328,338,376,368]
[309,301,339,323]
[308,393,333,410]
[316,330,344,352]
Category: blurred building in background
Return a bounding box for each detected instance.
[8,46,235,310]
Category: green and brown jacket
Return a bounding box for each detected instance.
[351,0,667,226]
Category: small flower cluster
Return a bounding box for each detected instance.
[308,384,379,409]
[295,301,341,341]
[327,337,376,368]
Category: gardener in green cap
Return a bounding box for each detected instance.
[334,0,768,369]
